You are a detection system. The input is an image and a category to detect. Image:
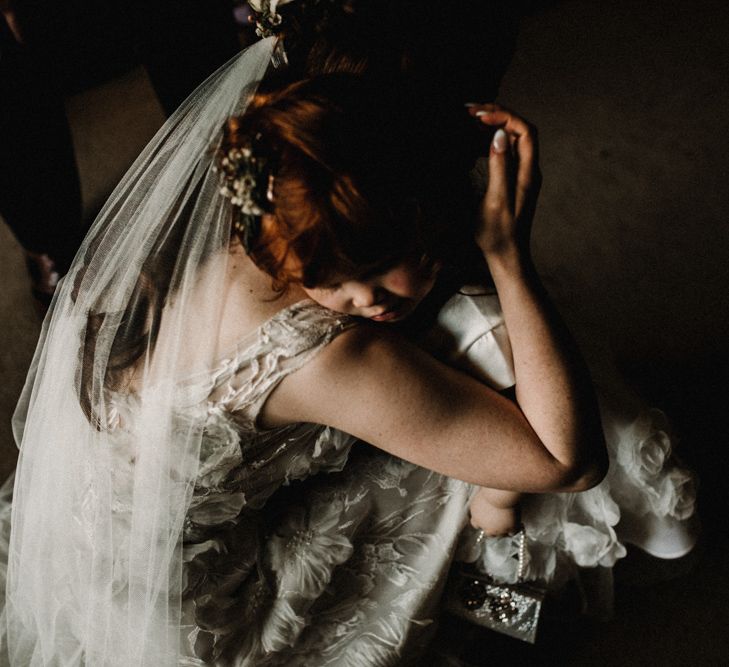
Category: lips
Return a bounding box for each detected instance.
[370,309,399,322]
[368,298,409,322]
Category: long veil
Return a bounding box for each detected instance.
[4,36,276,666]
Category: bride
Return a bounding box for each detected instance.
[0,29,606,664]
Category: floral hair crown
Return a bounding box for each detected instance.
[248,0,349,37]
[247,0,295,38]
[247,0,354,67]
[215,133,276,253]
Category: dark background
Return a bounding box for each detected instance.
[1,1,728,663]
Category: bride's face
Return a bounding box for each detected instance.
[302,257,438,323]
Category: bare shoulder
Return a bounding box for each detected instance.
[261,322,461,437]
[260,324,413,428]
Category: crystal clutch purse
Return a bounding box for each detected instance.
[444,530,545,644]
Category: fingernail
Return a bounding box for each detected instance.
[475,110,492,117]
[464,102,478,108]
[492,128,508,153]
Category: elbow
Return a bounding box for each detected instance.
[552,438,609,493]
[563,453,609,492]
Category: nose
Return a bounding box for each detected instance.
[349,283,381,309]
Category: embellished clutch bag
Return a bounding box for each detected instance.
[444,530,545,644]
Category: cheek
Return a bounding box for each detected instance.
[385,269,415,294]
[386,268,433,298]
[302,288,344,311]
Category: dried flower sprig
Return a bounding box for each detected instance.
[215,140,275,253]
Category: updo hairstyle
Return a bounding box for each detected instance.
[267,0,518,104]
[221,74,469,290]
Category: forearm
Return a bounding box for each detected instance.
[469,485,522,535]
[486,245,606,486]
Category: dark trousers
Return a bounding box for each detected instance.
[0,18,82,272]
[0,1,239,272]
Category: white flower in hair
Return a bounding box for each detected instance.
[248,0,297,36]
[216,143,274,252]
[248,0,297,14]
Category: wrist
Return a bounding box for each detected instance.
[476,487,522,510]
[482,243,535,281]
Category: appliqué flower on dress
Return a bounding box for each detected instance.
[284,428,355,484]
[610,408,698,520]
[474,534,530,585]
[650,468,697,520]
[269,496,353,599]
[356,540,420,588]
[563,522,625,568]
[197,405,243,487]
[330,611,427,667]
[615,410,673,480]
[183,517,305,664]
[361,454,417,496]
[469,486,627,584]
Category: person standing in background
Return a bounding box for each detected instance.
[0,0,240,312]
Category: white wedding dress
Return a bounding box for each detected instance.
[0,288,697,665]
[0,33,698,663]
[1,299,475,666]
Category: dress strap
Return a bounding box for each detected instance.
[209,301,356,430]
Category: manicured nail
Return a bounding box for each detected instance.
[492,128,508,153]
[475,110,491,117]
[464,102,478,107]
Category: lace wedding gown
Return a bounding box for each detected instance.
[170,300,474,665]
[0,292,697,664]
[0,299,475,666]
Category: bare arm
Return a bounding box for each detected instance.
[471,104,607,483]
[263,326,567,490]
[469,487,523,536]
[262,322,604,492]
[470,385,524,535]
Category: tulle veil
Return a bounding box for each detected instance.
[3,36,276,666]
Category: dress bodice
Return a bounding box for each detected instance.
[106,300,357,536]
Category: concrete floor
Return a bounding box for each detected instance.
[1,0,728,663]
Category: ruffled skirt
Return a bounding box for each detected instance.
[459,397,698,618]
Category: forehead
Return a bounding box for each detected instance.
[311,250,421,286]
[320,255,427,286]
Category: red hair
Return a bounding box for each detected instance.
[221,75,440,290]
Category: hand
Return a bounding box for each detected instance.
[467,104,541,257]
[469,487,521,537]
[1,4,24,43]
